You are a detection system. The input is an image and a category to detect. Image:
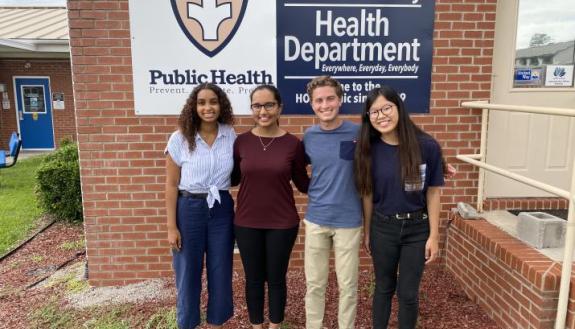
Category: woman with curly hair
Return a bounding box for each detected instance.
[165,83,236,329]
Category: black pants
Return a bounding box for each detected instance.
[234,225,299,325]
[370,211,429,329]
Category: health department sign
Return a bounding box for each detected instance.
[129,0,434,115]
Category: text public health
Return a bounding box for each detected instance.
[149,70,273,85]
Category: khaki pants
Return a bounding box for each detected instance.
[304,219,361,329]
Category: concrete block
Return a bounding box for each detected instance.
[457,202,480,219]
[517,212,565,249]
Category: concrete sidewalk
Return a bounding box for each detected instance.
[18,150,52,160]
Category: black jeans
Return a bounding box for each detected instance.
[370,211,430,329]
[234,225,299,325]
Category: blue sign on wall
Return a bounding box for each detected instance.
[277,0,435,114]
[515,69,532,81]
[513,67,543,87]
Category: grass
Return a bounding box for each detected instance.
[0,155,46,255]
[9,260,21,269]
[66,274,90,293]
[30,254,45,262]
[145,307,178,329]
[82,307,131,329]
[60,239,85,251]
[0,284,18,298]
[29,298,74,329]
[41,264,88,292]
[29,300,134,329]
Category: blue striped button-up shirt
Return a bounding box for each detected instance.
[166,123,236,208]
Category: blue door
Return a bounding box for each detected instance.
[15,77,55,149]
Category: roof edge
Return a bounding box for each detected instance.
[0,6,66,9]
[0,38,69,53]
[0,38,36,51]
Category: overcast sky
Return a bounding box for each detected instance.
[0,0,65,6]
[516,0,575,49]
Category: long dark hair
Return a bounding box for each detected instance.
[178,83,234,152]
[354,86,432,196]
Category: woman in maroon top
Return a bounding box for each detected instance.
[232,85,309,329]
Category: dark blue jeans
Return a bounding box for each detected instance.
[173,191,234,329]
[370,211,430,329]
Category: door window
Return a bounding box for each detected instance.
[513,0,575,88]
[21,86,47,113]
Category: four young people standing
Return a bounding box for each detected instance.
[166,79,446,329]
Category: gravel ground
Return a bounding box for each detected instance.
[0,222,501,329]
[67,278,173,309]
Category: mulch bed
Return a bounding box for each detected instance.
[213,267,500,329]
[0,222,85,329]
[0,222,500,329]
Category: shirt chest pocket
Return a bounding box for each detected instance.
[404,164,427,192]
[339,140,356,161]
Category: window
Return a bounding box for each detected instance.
[22,86,46,113]
[513,0,575,88]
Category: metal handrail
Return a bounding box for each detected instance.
[458,101,575,329]
[462,101,575,117]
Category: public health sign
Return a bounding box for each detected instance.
[129,0,435,115]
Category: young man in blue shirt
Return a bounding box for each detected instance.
[303,76,363,329]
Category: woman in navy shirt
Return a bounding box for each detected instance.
[165,83,236,329]
[354,86,445,329]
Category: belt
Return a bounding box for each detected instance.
[178,190,208,199]
[381,209,428,220]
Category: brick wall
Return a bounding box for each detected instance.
[67,0,497,286]
[0,59,77,147]
[446,213,575,329]
[484,197,569,211]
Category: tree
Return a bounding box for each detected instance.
[529,33,553,47]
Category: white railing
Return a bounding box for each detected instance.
[457,101,575,329]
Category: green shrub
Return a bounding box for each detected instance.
[36,141,83,222]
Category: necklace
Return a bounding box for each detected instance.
[258,135,276,151]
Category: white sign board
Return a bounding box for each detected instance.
[545,65,574,87]
[129,0,436,115]
[52,92,65,110]
[129,0,276,115]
